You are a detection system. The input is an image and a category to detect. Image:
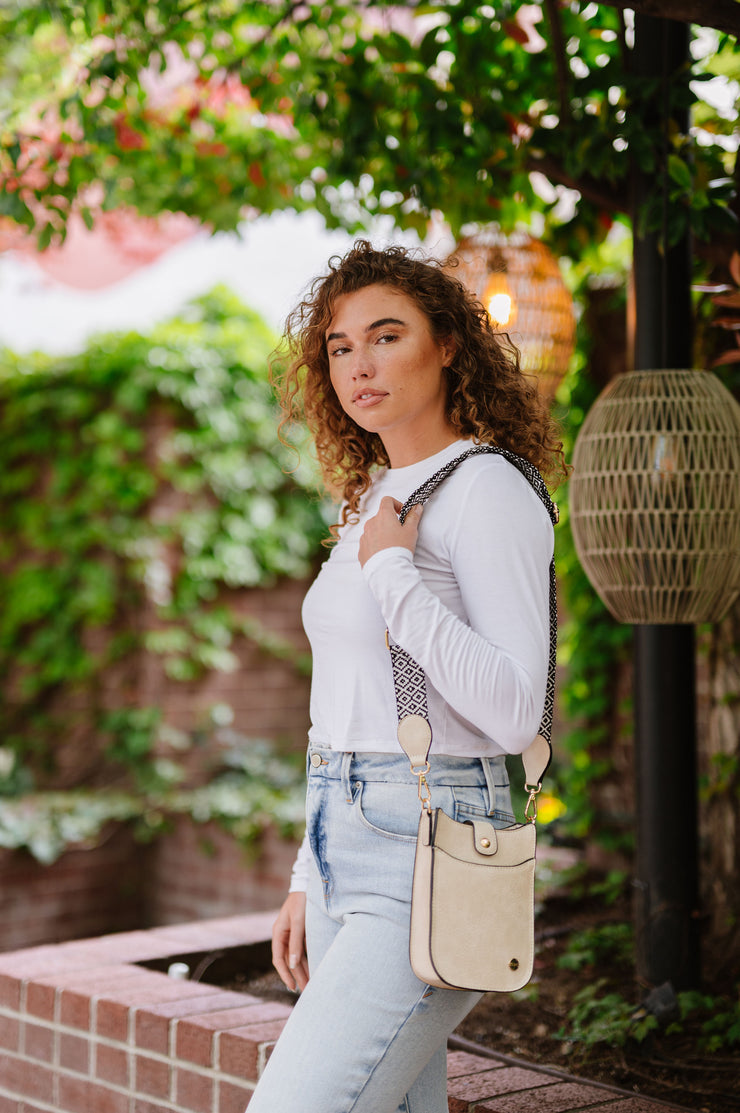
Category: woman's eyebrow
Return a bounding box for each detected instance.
[326,317,407,343]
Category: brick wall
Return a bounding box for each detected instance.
[145,822,301,926]
[0,913,287,1113]
[0,827,145,954]
[0,824,300,954]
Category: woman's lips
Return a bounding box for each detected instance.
[352,390,388,408]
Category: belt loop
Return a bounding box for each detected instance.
[341,751,353,803]
[481,756,497,817]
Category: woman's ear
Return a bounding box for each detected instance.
[441,335,457,367]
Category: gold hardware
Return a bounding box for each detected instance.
[385,628,390,650]
[481,838,491,849]
[524,781,542,823]
[553,502,560,524]
[509,958,520,971]
[409,760,432,812]
[417,771,432,812]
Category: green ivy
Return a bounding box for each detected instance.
[0,287,329,790]
[550,242,634,847]
[0,735,306,864]
[557,980,659,1049]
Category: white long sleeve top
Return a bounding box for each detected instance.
[288,438,554,890]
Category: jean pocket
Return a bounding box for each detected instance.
[353,780,420,842]
[451,783,489,823]
[452,783,516,827]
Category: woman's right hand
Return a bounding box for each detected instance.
[272,891,309,992]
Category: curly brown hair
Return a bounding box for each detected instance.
[275,240,567,524]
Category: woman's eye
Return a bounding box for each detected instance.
[329,345,349,357]
[377,333,398,344]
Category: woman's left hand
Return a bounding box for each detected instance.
[359,498,423,568]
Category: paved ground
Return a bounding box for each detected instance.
[446,1036,697,1112]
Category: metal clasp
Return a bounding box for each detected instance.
[410,762,432,812]
[524,782,542,823]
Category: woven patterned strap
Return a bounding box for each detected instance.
[388,445,558,789]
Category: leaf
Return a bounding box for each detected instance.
[37,223,54,251]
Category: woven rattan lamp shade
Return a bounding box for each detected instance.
[570,370,740,624]
[450,229,575,401]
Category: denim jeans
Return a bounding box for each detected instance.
[246,748,514,1113]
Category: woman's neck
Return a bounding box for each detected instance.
[383,426,460,469]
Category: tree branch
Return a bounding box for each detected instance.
[598,0,740,37]
[543,0,571,124]
[528,152,630,214]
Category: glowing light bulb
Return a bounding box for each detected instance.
[487,292,513,327]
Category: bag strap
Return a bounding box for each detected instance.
[387,445,558,823]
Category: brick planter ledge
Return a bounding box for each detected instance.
[0,912,692,1113]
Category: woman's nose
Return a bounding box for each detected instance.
[350,350,374,379]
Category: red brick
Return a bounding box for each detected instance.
[95,996,132,1042]
[135,991,253,1055]
[59,986,92,1029]
[0,972,20,1010]
[218,1078,256,1113]
[57,1075,129,1113]
[173,1066,215,1113]
[218,1020,288,1081]
[129,1101,173,1113]
[474,1080,620,1112]
[584,1100,684,1112]
[95,1042,130,1087]
[1,1055,54,1103]
[0,1013,20,1052]
[176,1001,290,1068]
[99,972,212,1011]
[447,1049,506,1078]
[59,1030,91,1073]
[23,1020,55,1062]
[135,1053,172,1100]
[448,1065,548,1104]
[24,981,56,1020]
[0,1096,20,1113]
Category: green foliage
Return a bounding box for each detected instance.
[557,979,740,1058]
[550,243,634,846]
[0,287,328,787]
[672,990,740,1053]
[0,3,735,251]
[0,736,306,864]
[557,922,634,972]
[557,980,659,1048]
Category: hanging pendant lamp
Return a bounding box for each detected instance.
[450,228,576,401]
[569,369,740,624]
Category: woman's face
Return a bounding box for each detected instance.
[325,283,456,466]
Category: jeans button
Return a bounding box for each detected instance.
[310,752,323,767]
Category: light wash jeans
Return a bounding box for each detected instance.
[246,748,514,1113]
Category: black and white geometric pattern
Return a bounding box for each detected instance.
[389,446,558,774]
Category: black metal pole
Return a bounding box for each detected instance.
[631,15,700,990]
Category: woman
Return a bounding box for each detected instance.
[248,240,565,1113]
